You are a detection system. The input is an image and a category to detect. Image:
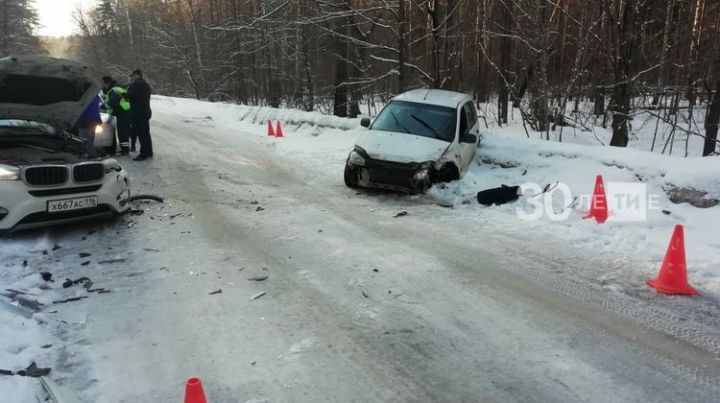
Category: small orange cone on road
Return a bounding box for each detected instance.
[267,120,276,137]
[184,377,208,403]
[647,225,697,295]
[584,175,609,224]
[275,121,284,138]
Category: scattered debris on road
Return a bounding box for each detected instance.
[98,258,127,265]
[250,292,266,301]
[209,289,223,295]
[393,211,408,218]
[88,288,111,294]
[476,185,521,206]
[3,289,43,311]
[128,194,165,203]
[52,296,88,305]
[256,206,265,212]
[79,252,92,258]
[16,362,51,378]
[248,276,269,282]
[41,272,53,282]
[62,277,91,289]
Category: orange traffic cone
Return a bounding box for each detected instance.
[583,175,609,223]
[184,378,208,403]
[647,225,697,295]
[275,121,284,138]
[267,120,276,137]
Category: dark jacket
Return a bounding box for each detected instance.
[127,77,152,119]
[77,95,102,128]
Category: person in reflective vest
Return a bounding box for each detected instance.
[102,76,132,155]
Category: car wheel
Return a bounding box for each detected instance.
[344,164,359,188]
[104,135,117,156]
[430,163,460,184]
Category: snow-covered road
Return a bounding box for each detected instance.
[3,107,720,402]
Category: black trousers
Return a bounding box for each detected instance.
[116,112,131,150]
[132,114,153,156]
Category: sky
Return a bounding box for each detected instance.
[33,0,95,37]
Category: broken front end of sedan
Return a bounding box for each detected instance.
[344,89,481,193]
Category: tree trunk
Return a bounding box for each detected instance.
[333,21,348,118]
[497,3,512,125]
[397,0,408,93]
[704,72,720,156]
[609,0,640,147]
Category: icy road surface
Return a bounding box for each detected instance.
[5,110,720,403]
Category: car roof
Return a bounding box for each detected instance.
[392,89,471,109]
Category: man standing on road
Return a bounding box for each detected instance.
[127,69,153,161]
[102,76,132,156]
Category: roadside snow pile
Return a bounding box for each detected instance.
[154,95,361,132]
[432,131,720,296]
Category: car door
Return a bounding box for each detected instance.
[458,102,480,172]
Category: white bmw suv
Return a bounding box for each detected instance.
[344,89,481,193]
[0,56,130,233]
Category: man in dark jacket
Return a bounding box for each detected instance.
[127,69,153,161]
[102,76,132,155]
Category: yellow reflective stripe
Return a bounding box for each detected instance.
[111,87,131,111]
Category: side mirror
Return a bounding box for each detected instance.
[360,118,371,128]
[461,133,478,144]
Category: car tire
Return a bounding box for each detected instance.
[344,164,359,188]
[104,135,117,156]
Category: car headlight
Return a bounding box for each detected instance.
[414,167,429,182]
[0,164,20,181]
[103,159,122,173]
[348,150,366,166]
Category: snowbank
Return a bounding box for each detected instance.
[154,96,361,132]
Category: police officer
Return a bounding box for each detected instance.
[127,69,153,161]
[102,76,132,155]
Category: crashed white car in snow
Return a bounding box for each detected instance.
[344,89,481,193]
[0,56,130,233]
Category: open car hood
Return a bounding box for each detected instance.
[0,56,101,131]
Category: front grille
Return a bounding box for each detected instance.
[29,185,102,197]
[366,161,417,188]
[24,166,68,186]
[73,163,104,183]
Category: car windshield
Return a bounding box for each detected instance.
[0,120,56,135]
[371,101,456,142]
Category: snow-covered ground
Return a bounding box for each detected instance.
[2,95,719,402]
[154,95,720,297]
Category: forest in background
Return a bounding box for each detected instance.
[1,0,719,155]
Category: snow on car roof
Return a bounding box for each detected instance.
[393,89,471,109]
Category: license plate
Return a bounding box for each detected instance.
[47,196,98,213]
